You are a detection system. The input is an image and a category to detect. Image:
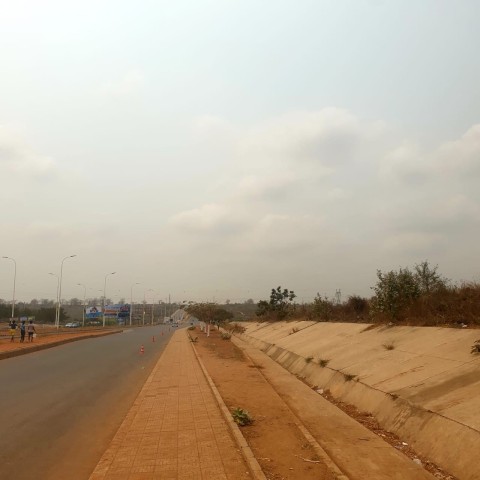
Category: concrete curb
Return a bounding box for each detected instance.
[188,332,267,480]
[0,330,121,361]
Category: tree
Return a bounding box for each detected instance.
[256,286,296,320]
[186,303,233,327]
[372,268,420,320]
[414,260,448,294]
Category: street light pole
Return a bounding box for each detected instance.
[151,294,155,325]
[103,272,116,327]
[77,283,86,327]
[56,255,77,328]
[142,289,154,326]
[130,282,140,326]
[48,273,60,323]
[2,257,17,319]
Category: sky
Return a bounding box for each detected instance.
[1,0,480,305]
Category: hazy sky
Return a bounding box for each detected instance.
[1,0,479,304]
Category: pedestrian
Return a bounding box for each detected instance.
[27,320,36,342]
[9,319,17,342]
[20,320,26,343]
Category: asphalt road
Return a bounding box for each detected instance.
[0,324,176,480]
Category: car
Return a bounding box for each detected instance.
[87,320,101,326]
[65,322,80,328]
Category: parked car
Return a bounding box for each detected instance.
[87,320,101,326]
[65,322,80,328]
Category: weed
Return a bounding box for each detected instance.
[383,343,395,350]
[187,326,196,331]
[305,356,314,363]
[343,373,356,382]
[390,393,399,400]
[471,340,480,354]
[289,327,299,335]
[232,407,253,426]
[221,332,232,340]
[318,358,330,367]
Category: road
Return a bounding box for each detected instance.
[0,324,175,480]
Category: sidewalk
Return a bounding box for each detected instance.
[0,329,120,360]
[89,330,251,480]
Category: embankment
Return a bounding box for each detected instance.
[238,321,480,480]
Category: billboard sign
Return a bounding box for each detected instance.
[104,304,130,319]
[86,307,102,319]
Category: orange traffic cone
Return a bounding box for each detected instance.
[140,345,145,354]
[152,335,155,342]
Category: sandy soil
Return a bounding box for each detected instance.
[194,326,336,480]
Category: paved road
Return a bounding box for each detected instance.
[0,324,176,480]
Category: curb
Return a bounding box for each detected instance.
[0,330,121,361]
[188,332,267,480]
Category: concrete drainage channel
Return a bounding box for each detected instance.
[235,322,479,480]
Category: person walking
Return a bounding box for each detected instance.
[9,319,17,342]
[27,320,36,342]
[19,320,26,343]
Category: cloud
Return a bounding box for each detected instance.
[168,110,480,296]
[0,126,57,180]
[240,108,383,168]
[169,203,246,235]
[102,69,144,96]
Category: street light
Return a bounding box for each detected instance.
[77,283,86,327]
[48,273,60,322]
[103,272,116,327]
[56,255,77,328]
[150,293,156,325]
[143,289,154,326]
[130,282,140,326]
[2,256,17,319]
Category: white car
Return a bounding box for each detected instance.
[65,322,80,328]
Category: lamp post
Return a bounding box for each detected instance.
[151,293,156,325]
[2,256,17,319]
[130,282,140,326]
[77,283,86,327]
[48,273,60,323]
[143,289,154,326]
[56,255,77,328]
[103,272,116,327]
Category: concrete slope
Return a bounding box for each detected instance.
[239,321,480,480]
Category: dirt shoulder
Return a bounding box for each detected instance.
[193,326,336,480]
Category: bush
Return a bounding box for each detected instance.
[346,296,369,316]
[232,407,253,426]
[310,294,334,321]
[371,268,420,321]
[318,358,330,367]
[221,332,231,340]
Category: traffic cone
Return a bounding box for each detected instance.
[152,335,155,342]
[140,345,145,354]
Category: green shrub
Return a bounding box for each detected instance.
[232,408,253,426]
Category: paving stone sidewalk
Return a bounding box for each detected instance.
[89,330,250,480]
